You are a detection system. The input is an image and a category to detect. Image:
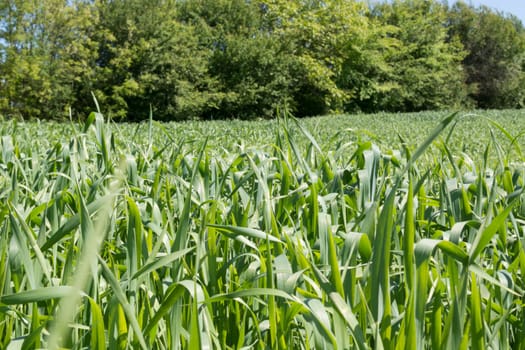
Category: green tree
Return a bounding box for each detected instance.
[0,0,98,119]
[180,0,389,118]
[93,0,221,121]
[447,2,525,108]
[262,0,379,116]
[369,0,468,112]
[175,0,297,119]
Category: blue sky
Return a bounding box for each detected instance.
[462,0,525,23]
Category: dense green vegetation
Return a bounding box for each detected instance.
[1,0,524,120]
[1,110,525,349]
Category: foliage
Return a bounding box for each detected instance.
[176,0,297,119]
[369,0,469,111]
[177,0,384,118]
[92,0,223,121]
[0,0,524,120]
[261,0,364,115]
[0,0,98,119]
[447,2,525,109]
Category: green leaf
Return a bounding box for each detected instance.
[208,224,283,244]
[131,247,195,280]
[98,256,148,350]
[415,239,467,267]
[1,286,76,305]
[470,273,484,349]
[87,296,106,350]
[469,202,516,263]
[40,196,110,252]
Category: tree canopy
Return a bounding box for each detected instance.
[0,0,524,120]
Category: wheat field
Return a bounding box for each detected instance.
[1,110,524,349]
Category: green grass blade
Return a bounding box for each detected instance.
[131,247,195,280]
[208,224,283,244]
[470,272,484,349]
[98,255,148,350]
[87,296,106,350]
[40,196,109,252]
[469,202,517,263]
[1,286,76,304]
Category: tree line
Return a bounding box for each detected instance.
[1,0,524,121]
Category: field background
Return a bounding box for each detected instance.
[5,109,525,157]
[1,110,525,349]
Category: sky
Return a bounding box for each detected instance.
[453,0,525,23]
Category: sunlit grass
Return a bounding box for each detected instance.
[1,110,524,349]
